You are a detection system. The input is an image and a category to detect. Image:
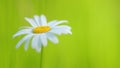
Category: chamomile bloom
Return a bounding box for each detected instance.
[13,15,72,52]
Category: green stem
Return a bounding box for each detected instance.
[40,46,43,68]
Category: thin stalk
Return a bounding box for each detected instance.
[40,46,43,68]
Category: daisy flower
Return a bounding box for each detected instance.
[13,15,72,52]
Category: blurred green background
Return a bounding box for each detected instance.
[0,0,120,68]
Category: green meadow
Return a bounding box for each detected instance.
[0,0,120,68]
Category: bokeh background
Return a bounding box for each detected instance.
[0,0,120,68]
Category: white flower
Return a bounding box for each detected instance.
[13,15,72,52]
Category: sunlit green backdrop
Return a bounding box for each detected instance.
[0,0,120,68]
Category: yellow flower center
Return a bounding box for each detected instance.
[33,26,51,34]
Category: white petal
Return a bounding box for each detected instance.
[35,47,41,52]
[46,33,59,44]
[38,35,42,47]
[49,29,62,35]
[48,20,57,26]
[40,33,47,46]
[31,35,39,49]
[50,20,68,27]
[49,27,72,35]
[35,35,42,52]
[16,35,32,49]
[34,15,40,25]
[53,25,71,30]
[32,35,42,52]
[24,38,31,51]
[13,29,32,38]
[66,30,72,35]
[61,29,72,34]
[25,17,37,27]
[53,25,72,34]
[40,15,47,25]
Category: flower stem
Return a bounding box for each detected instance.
[40,46,43,68]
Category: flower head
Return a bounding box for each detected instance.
[13,15,72,52]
